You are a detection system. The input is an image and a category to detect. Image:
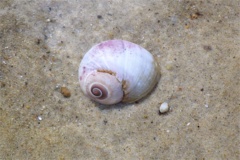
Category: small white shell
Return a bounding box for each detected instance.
[159,102,169,113]
[79,40,160,105]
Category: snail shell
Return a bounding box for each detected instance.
[79,40,160,105]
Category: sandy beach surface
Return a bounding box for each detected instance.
[0,0,239,159]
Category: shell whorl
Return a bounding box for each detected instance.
[89,83,108,99]
[83,71,124,105]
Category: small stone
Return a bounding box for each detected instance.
[166,63,173,70]
[159,102,169,113]
[61,87,71,98]
[37,116,42,121]
[1,82,6,88]
[25,105,31,109]
[97,15,103,19]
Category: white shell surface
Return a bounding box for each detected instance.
[79,40,160,104]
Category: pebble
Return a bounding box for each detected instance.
[60,87,71,98]
[37,116,42,121]
[166,63,173,70]
[159,102,170,113]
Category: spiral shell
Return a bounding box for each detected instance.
[79,40,160,105]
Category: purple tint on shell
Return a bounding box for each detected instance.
[97,40,116,50]
[90,84,108,99]
[92,88,102,97]
[96,40,138,55]
[79,66,87,81]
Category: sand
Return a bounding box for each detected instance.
[0,0,239,159]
